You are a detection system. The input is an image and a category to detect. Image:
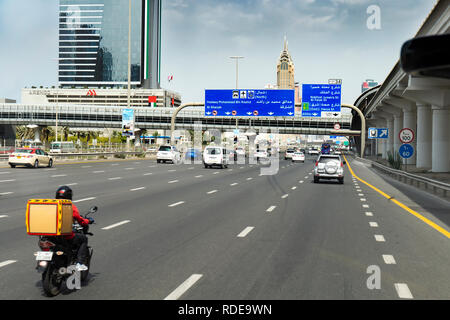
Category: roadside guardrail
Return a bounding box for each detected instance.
[354,156,450,199]
[0,151,153,162]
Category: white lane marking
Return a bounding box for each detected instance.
[374,235,385,242]
[111,164,119,166]
[195,175,203,178]
[382,255,396,265]
[0,192,13,195]
[363,204,370,208]
[246,178,253,181]
[108,177,122,180]
[240,167,244,169]
[125,168,135,170]
[237,226,255,238]
[169,201,185,207]
[291,186,297,190]
[207,190,218,194]
[308,173,312,175]
[299,180,304,184]
[230,183,238,186]
[282,166,285,169]
[148,165,156,168]
[93,171,105,173]
[365,212,373,216]
[66,183,78,186]
[213,172,220,175]
[360,198,367,202]
[82,166,92,168]
[358,193,364,196]
[356,189,362,192]
[130,187,146,191]
[73,197,96,203]
[101,220,131,230]
[0,172,11,175]
[266,206,277,213]
[44,168,57,171]
[394,283,413,299]
[143,173,153,176]
[168,180,179,184]
[369,222,379,227]
[164,274,203,300]
[168,170,177,172]
[188,167,195,170]
[304,176,308,179]
[0,215,9,218]
[0,260,17,268]
[282,194,289,199]
[0,179,15,183]
[51,174,67,178]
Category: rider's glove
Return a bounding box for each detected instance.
[87,217,95,224]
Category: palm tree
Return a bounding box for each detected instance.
[40,126,55,144]
[16,126,35,140]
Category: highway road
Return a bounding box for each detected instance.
[0,154,449,300]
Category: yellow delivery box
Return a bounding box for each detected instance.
[26,199,73,236]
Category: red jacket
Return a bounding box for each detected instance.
[64,204,89,240]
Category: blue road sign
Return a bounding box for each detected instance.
[301,84,342,117]
[205,89,295,117]
[368,128,389,139]
[399,144,414,159]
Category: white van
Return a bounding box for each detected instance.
[203,146,229,169]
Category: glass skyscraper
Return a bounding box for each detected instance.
[59,0,161,88]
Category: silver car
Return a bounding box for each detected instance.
[313,154,345,184]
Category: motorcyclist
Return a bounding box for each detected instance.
[55,186,94,272]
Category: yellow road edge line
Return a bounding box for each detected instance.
[343,154,450,239]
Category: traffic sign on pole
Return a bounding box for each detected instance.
[399,128,415,144]
[399,144,414,159]
[334,123,340,130]
[368,128,389,139]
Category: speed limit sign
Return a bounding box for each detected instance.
[334,123,341,130]
[399,128,414,144]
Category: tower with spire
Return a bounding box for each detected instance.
[277,36,295,89]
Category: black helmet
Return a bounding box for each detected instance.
[56,186,73,200]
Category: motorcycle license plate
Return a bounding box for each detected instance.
[36,251,53,261]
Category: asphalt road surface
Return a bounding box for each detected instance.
[0,154,449,300]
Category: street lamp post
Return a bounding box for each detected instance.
[229,56,244,130]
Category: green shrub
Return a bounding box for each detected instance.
[114,153,126,159]
[136,152,146,158]
[387,151,402,170]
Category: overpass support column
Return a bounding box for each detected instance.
[416,104,432,169]
[386,118,394,156]
[431,106,450,172]
[402,107,417,165]
[393,115,403,156]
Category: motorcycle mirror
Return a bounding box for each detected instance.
[89,206,98,214]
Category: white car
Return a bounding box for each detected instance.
[8,148,53,168]
[203,146,229,168]
[254,149,268,159]
[284,148,295,160]
[235,147,246,158]
[157,145,181,164]
[309,148,319,155]
[291,152,305,163]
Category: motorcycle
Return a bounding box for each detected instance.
[35,206,98,297]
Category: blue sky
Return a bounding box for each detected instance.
[0,0,438,104]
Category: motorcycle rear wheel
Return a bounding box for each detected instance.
[42,265,63,297]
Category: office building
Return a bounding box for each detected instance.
[58,0,161,89]
[277,36,295,89]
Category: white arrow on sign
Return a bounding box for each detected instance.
[247,112,252,115]
[268,112,274,115]
[312,113,318,116]
[225,112,231,115]
[206,112,211,115]
[288,112,294,116]
[379,129,388,138]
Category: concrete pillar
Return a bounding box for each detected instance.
[393,115,403,156]
[431,106,450,172]
[386,118,394,156]
[402,109,417,165]
[416,104,432,169]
